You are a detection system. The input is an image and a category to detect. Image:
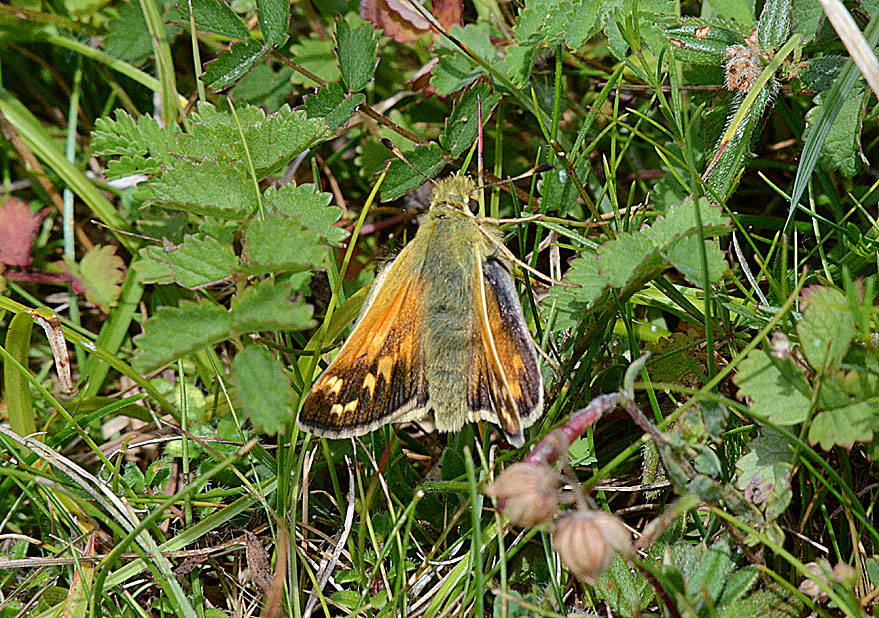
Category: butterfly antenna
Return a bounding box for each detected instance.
[380,138,439,188]
[477,162,553,191]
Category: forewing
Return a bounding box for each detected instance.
[468,256,543,445]
[299,249,429,437]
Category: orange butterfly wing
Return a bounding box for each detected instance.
[298,247,429,437]
[468,256,543,446]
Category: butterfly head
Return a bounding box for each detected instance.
[430,174,477,213]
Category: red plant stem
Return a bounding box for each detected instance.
[523,393,619,465]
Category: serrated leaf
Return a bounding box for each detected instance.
[504,43,537,86]
[733,349,811,425]
[305,82,365,132]
[183,0,249,38]
[440,83,500,158]
[264,182,348,243]
[791,0,823,44]
[597,233,655,287]
[93,110,177,173]
[431,52,483,96]
[796,286,855,369]
[238,108,329,175]
[257,0,288,47]
[230,280,314,331]
[246,215,328,269]
[233,346,294,435]
[105,0,182,65]
[66,245,126,312]
[133,250,175,284]
[514,0,600,49]
[734,429,793,520]
[202,38,266,90]
[133,301,232,372]
[335,16,379,92]
[757,0,791,49]
[798,56,846,92]
[664,237,728,286]
[289,36,341,87]
[665,21,743,65]
[648,197,732,248]
[177,104,328,177]
[231,63,294,108]
[803,89,868,177]
[380,143,444,201]
[149,158,258,219]
[144,236,238,288]
[809,402,877,450]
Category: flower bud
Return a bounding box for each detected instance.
[552,510,631,583]
[485,462,560,528]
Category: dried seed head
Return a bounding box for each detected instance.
[724,44,762,92]
[552,510,632,583]
[770,330,791,359]
[485,462,560,528]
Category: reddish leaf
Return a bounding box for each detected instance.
[431,0,463,31]
[360,0,462,43]
[0,197,49,267]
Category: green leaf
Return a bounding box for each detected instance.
[796,286,855,369]
[734,429,793,520]
[245,215,328,270]
[149,158,258,219]
[185,0,249,39]
[798,56,847,92]
[790,0,823,44]
[809,402,878,450]
[178,103,328,177]
[233,346,294,435]
[305,82,365,132]
[335,15,379,92]
[229,279,314,332]
[431,53,483,96]
[93,110,177,177]
[647,197,732,248]
[757,0,791,49]
[105,0,182,65]
[66,245,126,312]
[803,89,868,177]
[703,0,755,25]
[664,236,728,286]
[231,63,294,109]
[503,44,537,86]
[257,0,288,47]
[597,233,655,287]
[264,182,348,244]
[289,36,341,87]
[440,83,500,158]
[143,235,238,288]
[733,348,811,425]
[133,301,232,372]
[202,38,266,90]
[380,143,444,202]
[665,20,743,65]
[133,250,175,284]
[514,0,600,49]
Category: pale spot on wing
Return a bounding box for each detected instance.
[330,403,344,417]
[377,356,394,382]
[326,376,344,395]
[344,400,358,413]
[363,373,376,396]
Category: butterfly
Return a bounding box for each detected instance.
[297,173,543,447]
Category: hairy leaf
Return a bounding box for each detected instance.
[233,346,294,435]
